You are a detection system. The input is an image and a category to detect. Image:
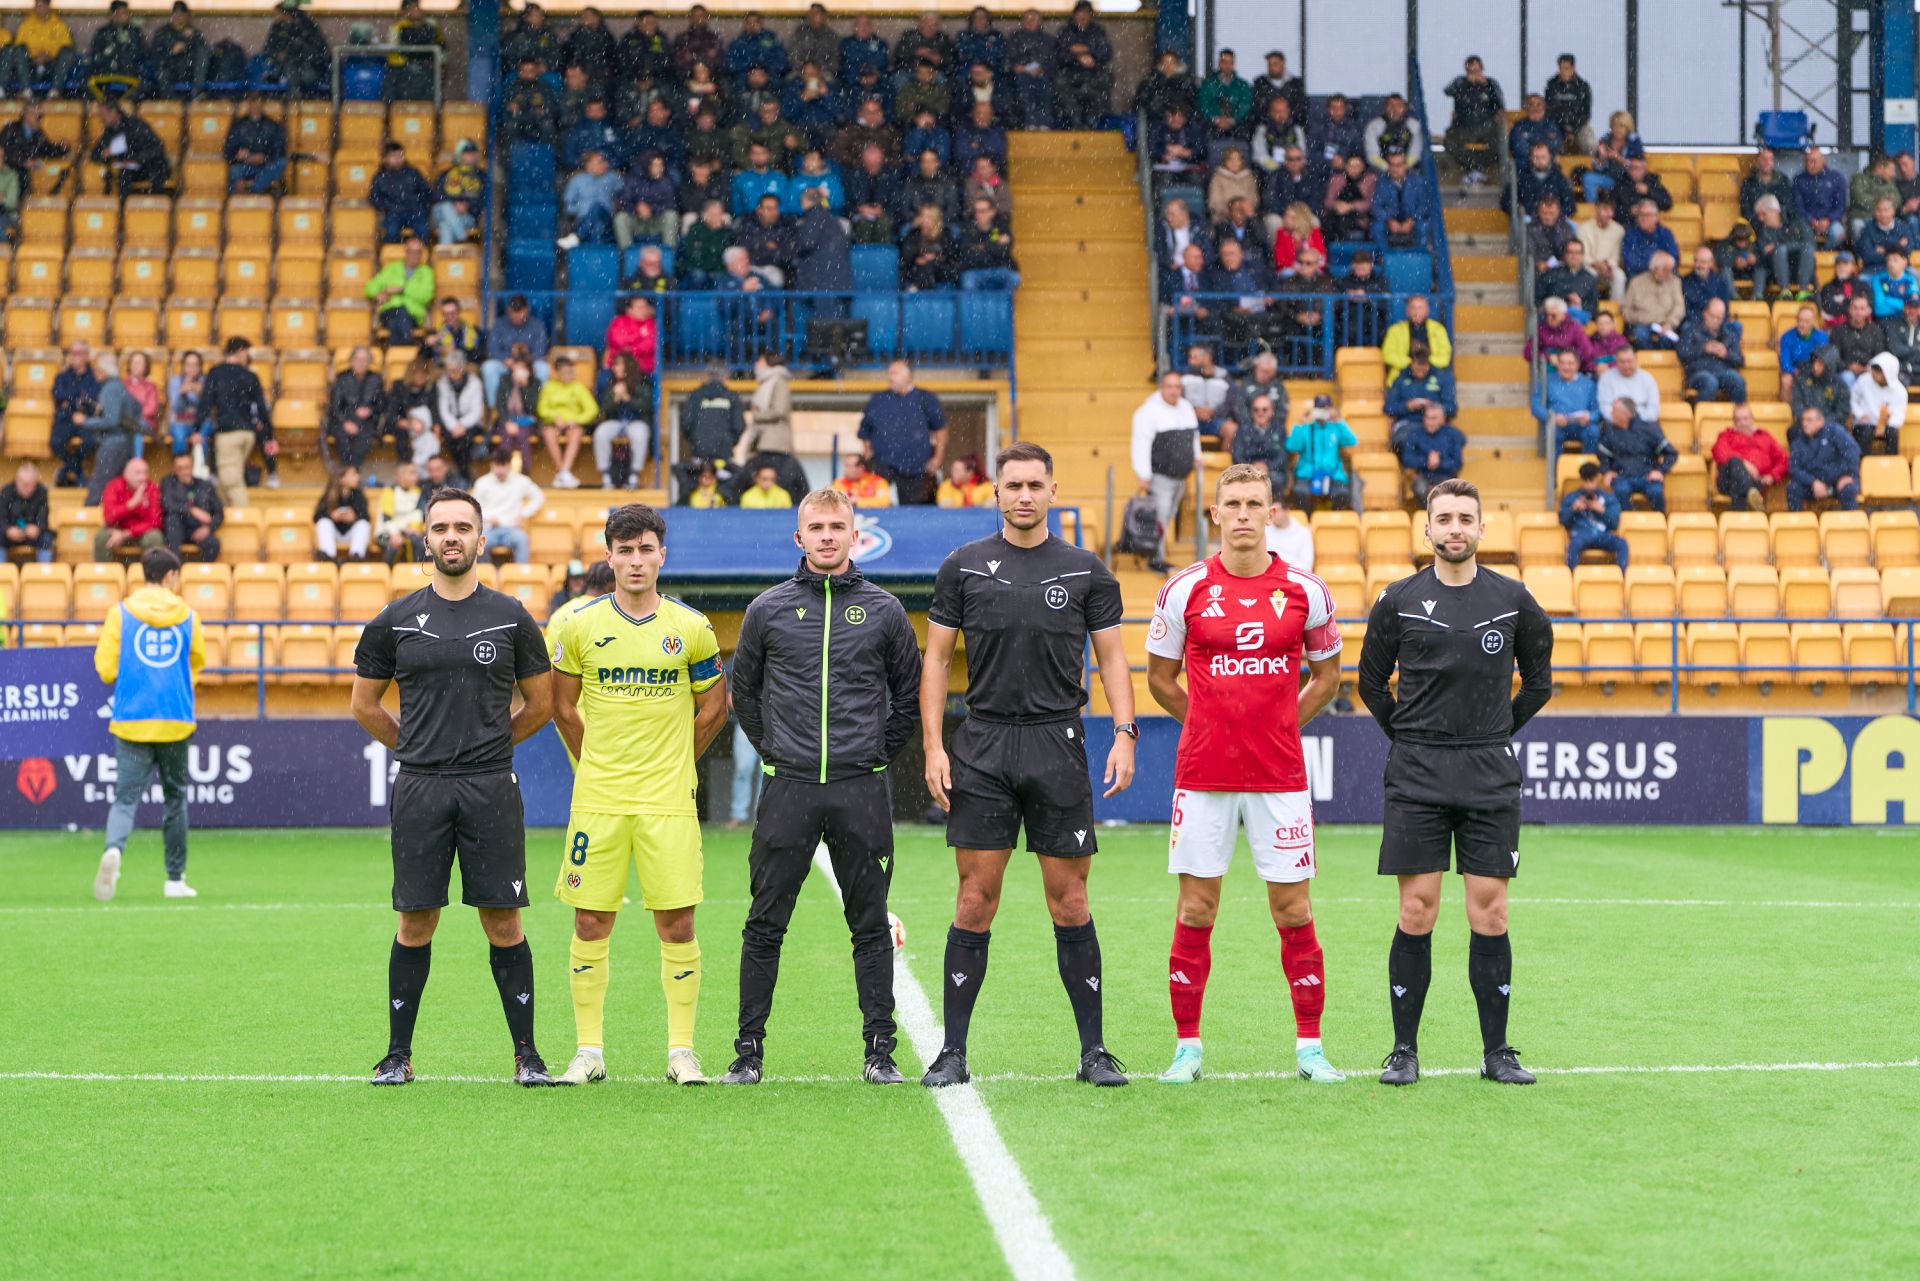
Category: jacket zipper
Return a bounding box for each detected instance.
[819,578,831,783]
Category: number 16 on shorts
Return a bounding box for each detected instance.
[1167,790,1318,884]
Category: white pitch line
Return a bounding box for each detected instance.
[886,895,1920,911]
[5,1059,1913,1087]
[810,845,1077,1281]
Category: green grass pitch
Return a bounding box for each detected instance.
[4,823,1917,1280]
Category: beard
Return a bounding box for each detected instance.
[431,540,477,576]
[1433,540,1478,564]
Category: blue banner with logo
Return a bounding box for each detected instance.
[655,508,1053,580]
[0,646,114,760]
[1748,716,1920,825]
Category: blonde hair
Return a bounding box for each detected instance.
[1283,202,1318,236]
[1609,110,1636,134]
[798,487,856,520]
[1216,463,1273,496]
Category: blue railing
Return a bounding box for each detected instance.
[1162,289,1444,377]
[1404,51,1457,305]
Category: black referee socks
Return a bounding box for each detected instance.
[387,939,431,1056]
[942,925,991,1052]
[1387,927,1432,1051]
[1467,931,1513,1054]
[488,940,538,1053]
[1053,919,1105,1055]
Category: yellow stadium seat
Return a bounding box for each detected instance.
[163,299,216,350]
[1353,452,1402,510]
[1789,621,1843,684]
[15,623,63,647]
[1676,565,1728,618]
[333,155,378,201]
[265,508,314,565]
[1779,565,1832,618]
[277,623,335,681]
[1770,513,1820,568]
[232,565,286,618]
[434,245,481,297]
[1618,511,1668,565]
[1666,454,1711,511]
[1572,565,1624,617]
[499,565,550,620]
[216,299,268,346]
[17,195,66,247]
[275,349,330,431]
[1365,561,1413,602]
[1552,622,1585,685]
[53,506,100,564]
[1477,511,1516,564]
[4,298,55,349]
[527,509,579,563]
[214,508,260,562]
[1668,512,1719,566]
[1860,456,1912,505]
[174,153,225,196]
[1514,512,1566,567]
[339,102,386,153]
[389,101,437,153]
[327,249,377,299]
[389,561,433,603]
[69,197,118,250]
[1583,621,1635,681]
[324,300,374,349]
[291,155,329,197]
[1522,565,1574,616]
[225,194,274,247]
[332,624,365,685]
[440,102,487,162]
[285,564,340,622]
[278,197,328,258]
[289,102,334,156]
[276,254,325,300]
[184,100,231,153]
[170,246,220,297]
[1310,510,1361,565]
[1741,623,1793,683]
[1345,414,1390,452]
[339,564,391,620]
[1624,565,1676,618]
[1684,621,1741,685]
[17,563,72,621]
[57,299,109,349]
[119,248,168,297]
[1881,565,1920,617]
[224,624,277,684]
[1820,511,1871,568]
[6,349,61,439]
[69,563,125,622]
[1660,406,1698,454]
[222,250,272,298]
[1719,512,1771,565]
[1870,510,1919,567]
[1553,453,1586,500]
[1338,619,1367,673]
[61,622,102,647]
[178,564,232,620]
[1360,511,1413,563]
[1830,566,1882,617]
[1729,301,1770,343]
[173,197,224,251]
[109,301,162,349]
[1317,563,1367,618]
[1634,622,1679,684]
[270,302,322,351]
[66,247,114,296]
[1843,623,1901,683]
[1726,565,1779,617]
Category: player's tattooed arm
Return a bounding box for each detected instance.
[1146,654,1187,722]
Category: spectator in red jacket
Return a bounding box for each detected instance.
[1271,201,1325,276]
[603,294,659,376]
[1711,401,1789,510]
[95,455,166,562]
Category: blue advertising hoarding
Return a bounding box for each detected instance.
[654,508,1043,580]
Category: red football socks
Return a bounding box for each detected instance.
[1168,921,1213,1039]
[1279,920,1325,1039]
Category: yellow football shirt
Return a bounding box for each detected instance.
[550,593,722,816]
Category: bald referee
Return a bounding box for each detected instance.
[1356,478,1553,1087]
[351,487,556,1087]
[920,442,1138,1088]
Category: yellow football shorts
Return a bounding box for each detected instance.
[554,812,704,912]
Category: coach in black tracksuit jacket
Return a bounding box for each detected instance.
[727,546,922,1073]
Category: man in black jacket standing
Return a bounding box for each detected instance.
[720,488,922,1087]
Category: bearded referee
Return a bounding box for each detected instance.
[920,442,1137,1088]
[351,487,556,1087]
[718,487,922,1086]
[1356,478,1553,1087]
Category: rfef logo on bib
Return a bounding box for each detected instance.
[132,622,185,669]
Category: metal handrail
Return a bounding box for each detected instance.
[1135,104,1168,379]
[1404,52,1455,303]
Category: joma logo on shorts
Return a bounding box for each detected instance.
[598,667,682,685]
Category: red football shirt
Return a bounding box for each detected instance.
[1145,553,1342,792]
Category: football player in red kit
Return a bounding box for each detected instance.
[1145,464,1346,1085]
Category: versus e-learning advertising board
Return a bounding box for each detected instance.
[4,646,1917,828]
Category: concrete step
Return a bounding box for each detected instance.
[1012,195,1143,239]
[1452,280,1521,306]
[1444,206,1511,236]
[1019,336,1152,385]
[1454,353,1529,383]
[1455,302,1527,333]
[1460,405,1540,434]
[1015,288,1152,339]
[1449,231,1515,255]
[1453,332,1526,357]
[1008,130,1130,160]
[1458,380,1533,410]
[1451,254,1518,283]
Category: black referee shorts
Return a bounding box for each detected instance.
[947,717,1098,857]
[389,768,530,912]
[1377,742,1522,879]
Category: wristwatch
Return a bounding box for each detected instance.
[1113,721,1140,740]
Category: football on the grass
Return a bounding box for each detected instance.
[888,912,906,950]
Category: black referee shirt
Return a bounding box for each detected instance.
[929,533,1124,722]
[354,584,550,774]
[1356,565,1554,746]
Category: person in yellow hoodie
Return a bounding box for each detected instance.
[92,546,206,902]
[534,353,598,488]
[0,0,75,98]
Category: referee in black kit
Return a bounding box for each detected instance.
[351,487,557,1087]
[920,442,1139,1088]
[1357,478,1554,1087]
[718,487,923,1087]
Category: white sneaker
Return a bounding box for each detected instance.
[626,476,640,489]
[666,1048,709,1085]
[163,879,198,898]
[93,848,121,902]
[556,233,581,251]
[601,476,615,489]
[554,470,579,489]
[263,473,281,490]
[557,1049,607,1086]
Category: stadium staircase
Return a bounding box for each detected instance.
[1439,175,1544,513]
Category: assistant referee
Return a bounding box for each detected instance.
[718,488,922,1086]
[1356,478,1553,1087]
[920,441,1138,1089]
[351,487,556,1087]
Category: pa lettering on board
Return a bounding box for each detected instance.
[1760,716,1920,825]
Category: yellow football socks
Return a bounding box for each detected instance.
[569,934,610,1051]
[660,938,701,1052]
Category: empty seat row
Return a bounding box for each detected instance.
[0,98,483,168]
[1549,622,1913,687]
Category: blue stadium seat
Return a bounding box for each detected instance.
[568,245,621,292]
[505,242,556,293]
[959,294,1012,358]
[669,296,725,359]
[851,295,899,356]
[1383,250,1433,295]
[563,246,621,349]
[1160,184,1205,218]
[850,245,899,292]
[1326,241,1362,277]
[1756,111,1811,151]
[507,201,558,243]
[901,293,956,354]
[508,144,557,193]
